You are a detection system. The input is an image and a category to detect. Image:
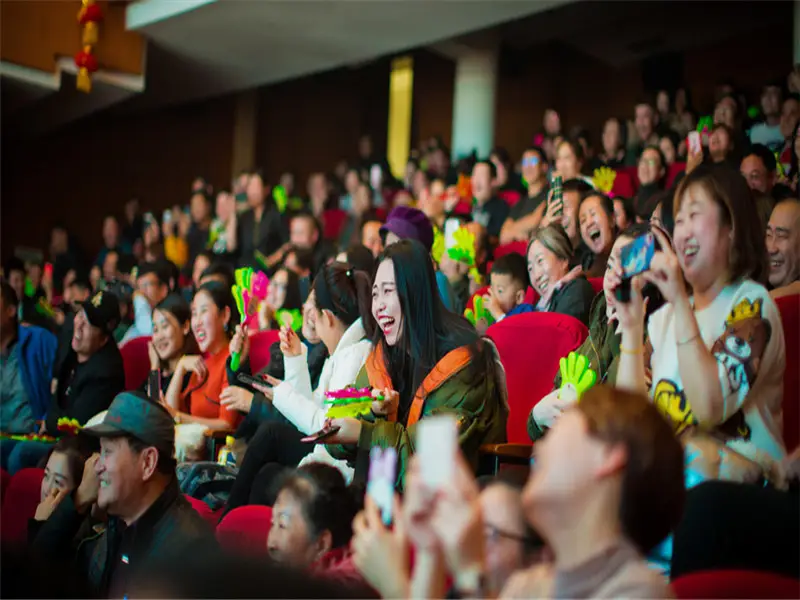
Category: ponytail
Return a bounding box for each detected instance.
[312,262,372,328]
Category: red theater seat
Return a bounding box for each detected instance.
[248,329,280,374]
[184,494,220,529]
[0,468,44,545]
[216,505,272,555]
[775,294,799,451]
[321,209,348,241]
[120,335,152,391]
[672,569,800,599]
[494,241,528,259]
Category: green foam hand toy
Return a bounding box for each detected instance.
[431,226,445,264]
[276,308,303,332]
[325,401,373,419]
[447,227,476,266]
[464,295,495,328]
[273,185,288,214]
[558,352,597,402]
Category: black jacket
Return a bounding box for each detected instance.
[543,277,595,327]
[32,478,216,598]
[45,339,125,433]
[236,205,287,269]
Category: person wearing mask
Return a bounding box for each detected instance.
[0,282,58,466]
[325,239,508,488]
[121,261,171,343]
[164,282,240,434]
[527,224,595,326]
[615,166,786,482]
[145,294,197,397]
[529,224,664,439]
[499,146,550,245]
[750,83,785,152]
[32,392,215,598]
[577,191,618,279]
[597,117,627,169]
[470,160,509,245]
[236,171,289,271]
[626,100,660,165]
[766,197,800,299]
[539,178,593,251]
[634,145,667,221]
[94,216,131,269]
[741,144,778,198]
[221,262,373,511]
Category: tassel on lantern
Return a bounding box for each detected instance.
[77,67,92,93]
[82,21,98,45]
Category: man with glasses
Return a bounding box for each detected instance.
[499,146,550,244]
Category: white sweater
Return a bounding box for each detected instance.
[272,318,372,482]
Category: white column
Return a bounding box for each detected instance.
[450,49,497,161]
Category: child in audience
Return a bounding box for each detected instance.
[615,165,786,482]
[325,239,508,488]
[483,253,533,325]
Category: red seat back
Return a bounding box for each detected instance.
[0,468,10,504]
[611,169,637,198]
[0,468,44,545]
[666,162,686,189]
[487,312,588,443]
[497,189,521,207]
[119,335,152,391]
[249,329,280,373]
[588,277,604,295]
[184,494,220,529]
[671,569,800,599]
[216,505,273,555]
[321,209,348,241]
[494,241,529,260]
[776,294,799,451]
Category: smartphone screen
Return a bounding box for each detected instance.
[550,174,563,217]
[148,370,161,403]
[444,217,460,250]
[619,233,656,278]
[367,447,397,525]
[417,415,457,488]
[687,131,701,155]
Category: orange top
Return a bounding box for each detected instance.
[182,346,241,428]
[365,344,472,428]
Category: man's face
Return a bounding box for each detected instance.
[51,228,69,254]
[362,221,383,257]
[307,174,326,201]
[71,309,105,357]
[762,86,781,118]
[103,218,119,248]
[740,155,774,195]
[480,484,533,592]
[471,163,492,202]
[766,201,800,288]
[637,148,664,186]
[780,98,800,139]
[190,193,210,223]
[103,252,119,282]
[634,104,655,141]
[96,437,149,516]
[138,273,168,308]
[290,217,317,250]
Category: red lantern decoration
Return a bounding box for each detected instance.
[75,46,98,93]
[78,2,103,45]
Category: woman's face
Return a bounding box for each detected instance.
[191,290,226,353]
[353,184,372,216]
[267,490,321,568]
[190,193,210,223]
[41,451,76,503]
[656,90,670,115]
[613,199,631,231]
[372,259,403,346]
[344,170,360,195]
[638,148,664,186]
[673,184,731,288]
[528,240,569,297]
[216,192,234,222]
[713,97,736,129]
[555,143,581,180]
[603,235,633,311]
[152,308,188,363]
[579,196,615,256]
[301,291,321,345]
[659,137,676,165]
[602,119,621,155]
[267,269,289,310]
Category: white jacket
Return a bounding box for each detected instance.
[272,318,372,482]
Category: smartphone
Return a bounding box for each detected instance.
[687,131,701,155]
[301,422,341,443]
[619,232,655,278]
[236,372,269,389]
[367,447,397,526]
[370,164,383,190]
[417,415,458,488]
[444,217,460,250]
[550,174,563,217]
[148,370,161,403]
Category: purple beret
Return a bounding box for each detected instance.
[380,206,434,252]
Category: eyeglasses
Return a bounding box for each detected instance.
[639,158,659,167]
[522,157,541,167]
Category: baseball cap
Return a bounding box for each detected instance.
[81,290,121,335]
[83,391,175,451]
[380,206,434,252]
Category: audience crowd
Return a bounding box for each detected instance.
[1,67,800,598]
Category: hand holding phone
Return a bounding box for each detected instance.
[550,174,564,217]
[367,447,397,525]
[301,419,341,443]
[615,232,655,303]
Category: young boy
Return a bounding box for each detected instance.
[484,253,533,323]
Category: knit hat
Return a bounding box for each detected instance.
[380,206,434,252]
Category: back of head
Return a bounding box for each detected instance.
[200,261,235,289]
[744,143,777,173]
[562,178,593,196]
[342,244,375,276]
[577,386,685,554]
[312,261,371,328]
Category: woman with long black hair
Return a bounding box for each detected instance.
[326,239,508,488]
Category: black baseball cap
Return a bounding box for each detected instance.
[81,290,121,335]
[83,392,175,451]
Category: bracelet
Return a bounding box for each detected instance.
[677,333,700,346]
[620,344,643,354]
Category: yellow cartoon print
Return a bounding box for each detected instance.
[653,379,696,434]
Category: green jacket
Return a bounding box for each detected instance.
[327,341,508,489]
[528,294,621,440]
